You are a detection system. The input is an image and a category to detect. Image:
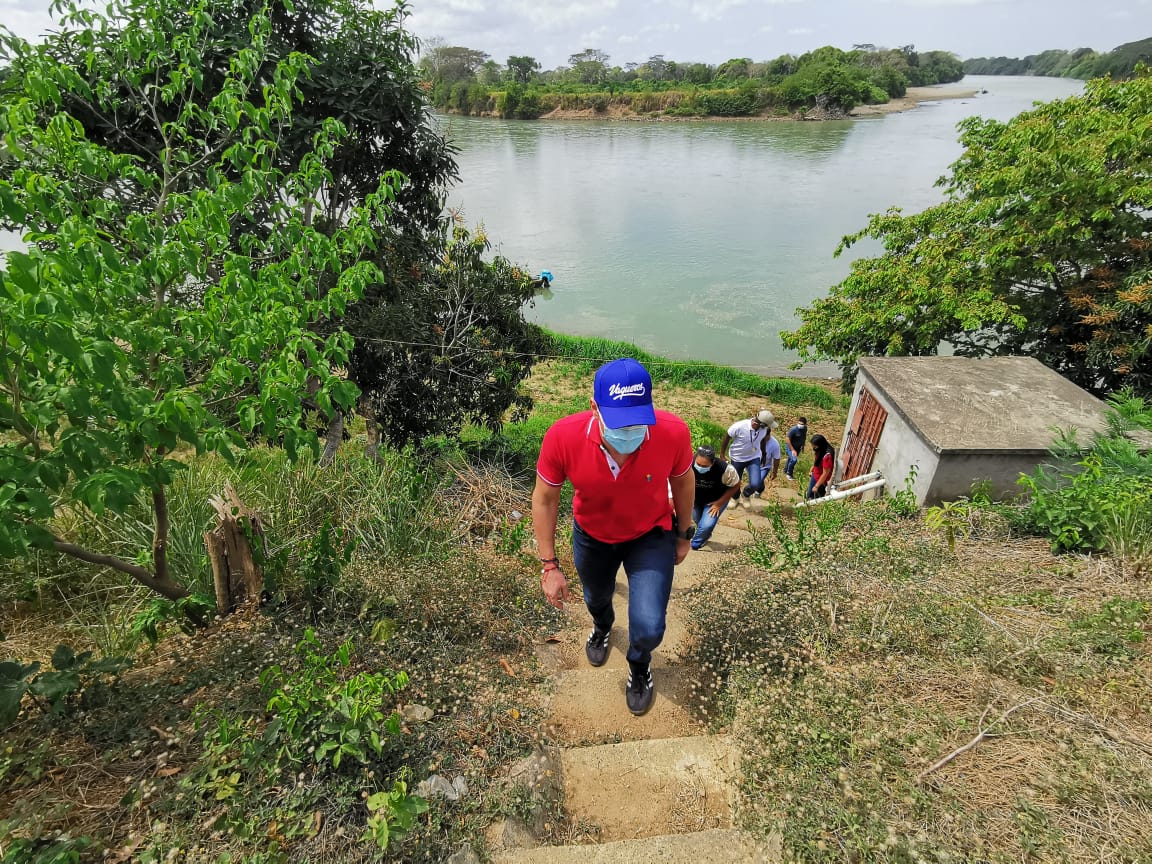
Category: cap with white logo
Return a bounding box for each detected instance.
[593,358,657,428]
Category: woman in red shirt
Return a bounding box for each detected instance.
[807,434,835,500]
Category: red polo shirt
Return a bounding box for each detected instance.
[537,410,693,544]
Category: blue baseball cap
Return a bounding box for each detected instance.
[593,358,656,428]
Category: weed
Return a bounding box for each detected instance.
[885,463,920,518]
[746,501,850,571]
[129,593,215,647]
[545,331,839,409]
[0,823,90,864]
[924,499,976,550]
[0,646,129,728]
[1065,598,1149,658]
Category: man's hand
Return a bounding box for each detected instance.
[675,537,691,565]
[541,566,570,609]
[708,502,724,518]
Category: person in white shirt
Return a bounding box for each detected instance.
[720,409,781,508]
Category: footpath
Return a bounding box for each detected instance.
[494,485,802,863]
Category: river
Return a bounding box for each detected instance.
[442,75,1083,375]
[0,75,1083,375]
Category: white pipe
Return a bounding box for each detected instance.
[795,477,887,507]
[831,471,883,492]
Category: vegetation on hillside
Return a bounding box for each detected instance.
[0,344,843,860]
[0,0,546,603]
[684,397,1152,862]
[782,71,1152,398]
[418,43,964,119]
[687,491,1152,862]
[964,36,1152,80]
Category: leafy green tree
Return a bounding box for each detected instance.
[0,0,392,597]
[568,48,610,85]
[639,54,669,81]
[506,55,540,84]
[716,57,751,80]
[346,224,547,449]
[782,73,1152,397]
[420,44,489,84]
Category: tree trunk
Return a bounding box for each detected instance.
[318,410,344,467]
[205,484,266,615]
[365,415,383,462]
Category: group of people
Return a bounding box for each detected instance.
[687,410,836,548]
[531,357,837,718]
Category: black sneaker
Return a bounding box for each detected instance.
[626,664,654,716]
[585,629,610,667]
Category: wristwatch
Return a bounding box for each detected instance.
[678,523,697,541]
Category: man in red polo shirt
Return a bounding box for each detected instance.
[532,358,695,716]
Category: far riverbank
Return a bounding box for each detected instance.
[443,81,982,123]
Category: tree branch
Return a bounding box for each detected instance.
[52,536,189,600]
[916,698,1041,782]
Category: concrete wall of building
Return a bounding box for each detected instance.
[926,453,1043,504]
[842,372,940,504]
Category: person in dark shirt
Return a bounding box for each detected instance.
[690,445,741,550]
[785,417,807,481]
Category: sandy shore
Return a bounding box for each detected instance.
[849,83,981,117]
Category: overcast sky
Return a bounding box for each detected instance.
[2,0,1147,68]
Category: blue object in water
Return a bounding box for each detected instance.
[539,270,553,283]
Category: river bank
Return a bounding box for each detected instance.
[503,82,980,122]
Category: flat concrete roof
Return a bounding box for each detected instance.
[857,356,1131,453]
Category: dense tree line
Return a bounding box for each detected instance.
[419,42,964,118]
[964,37,1151,80]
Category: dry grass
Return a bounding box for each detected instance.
[683,502,1152,863]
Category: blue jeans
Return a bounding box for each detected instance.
[785,452,799,479]
[572,522,675,668]
[731,459,765,498]
[691,500,729,549]
[807,476,828,500]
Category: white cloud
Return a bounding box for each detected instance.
[787,26,814,35]
[689,0,747,22]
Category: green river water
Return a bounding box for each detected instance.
[441,75,1083,375]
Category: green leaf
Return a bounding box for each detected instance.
[51,644,77,671]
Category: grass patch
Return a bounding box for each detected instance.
[0,426,563,863]
[545,330,840,409]
[684,501,1152,863]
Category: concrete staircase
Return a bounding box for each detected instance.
[497,490,799,863]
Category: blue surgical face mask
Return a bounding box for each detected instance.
[601,423,648,454]
[693,463,711,474]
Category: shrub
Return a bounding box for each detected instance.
[697,89,758,116]
[190,630,422,850]
[545,331,839,408]
[0,646,129,729]
[1018,396,1152,567]
[515,90,544,119]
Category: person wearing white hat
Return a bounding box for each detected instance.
[720,409,781,508]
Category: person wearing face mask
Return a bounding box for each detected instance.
[532,358,695,717]
[689,445,741,551]
[720,408,781,508]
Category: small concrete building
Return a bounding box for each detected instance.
[839,356,1127,506]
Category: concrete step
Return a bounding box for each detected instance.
[559,735,735,842]
[493,828,775,864]
[548,668,704,744]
